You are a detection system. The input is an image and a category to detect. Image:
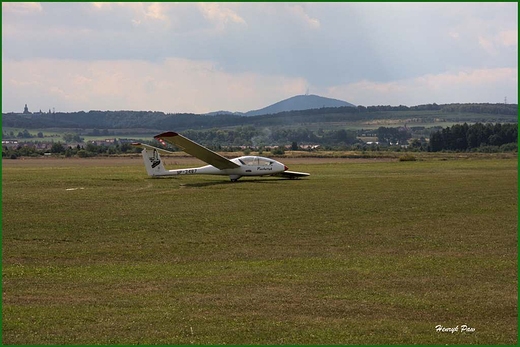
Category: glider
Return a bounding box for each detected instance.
[132,131,309,182]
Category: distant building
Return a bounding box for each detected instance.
[23,104,30,114]
[89,139,117,146]
[2,140,19,148]
[300,144,320,150]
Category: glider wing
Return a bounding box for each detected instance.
[274,170,310,179]
[154,131,240,170]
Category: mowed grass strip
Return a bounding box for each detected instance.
[2,157,517,344]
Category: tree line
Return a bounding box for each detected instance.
[3,129,44,139]
[429,123,517,152]
[175,126,359,148]
[2,141,140,159]
[440,103,517,115]
[3,103,516,131]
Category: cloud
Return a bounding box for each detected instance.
[448,32,460,39]
[2,3,517,112]
[478,29,518,55]
[419,68,516,89]
[91,2,110,10]
[143,3,168,21]
[90,2,171,25]
[2,58,308,113]
[197,3,246,28]
[3,58,516,113]
[2,2,42,14]
[478,36,498,55]
[325,68,518,106]
[498,29,518,47]
[287,4,320,29]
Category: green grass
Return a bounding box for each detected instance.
[2,157,517,344]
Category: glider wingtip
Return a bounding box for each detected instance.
[154,131,178,139]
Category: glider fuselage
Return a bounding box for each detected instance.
[158,155,286,177]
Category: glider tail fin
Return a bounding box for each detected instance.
[141,147,168,177]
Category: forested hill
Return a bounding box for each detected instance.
[2,103,517,131]
[244,94,355,116]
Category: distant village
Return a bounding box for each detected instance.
[2,104,147,155]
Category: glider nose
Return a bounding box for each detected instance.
[284,165,288,171]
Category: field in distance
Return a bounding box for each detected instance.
[2,155,517,344]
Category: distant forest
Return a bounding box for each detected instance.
[429,122,517,152]
[2,103,517,131]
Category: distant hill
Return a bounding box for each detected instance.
[244,94,355,117]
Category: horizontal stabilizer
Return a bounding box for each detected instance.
[131,142,176,155]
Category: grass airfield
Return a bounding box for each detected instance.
[2,154,517,344]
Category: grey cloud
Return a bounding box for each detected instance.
[2,2,517,111]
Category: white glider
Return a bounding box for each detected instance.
[133,131,310,182]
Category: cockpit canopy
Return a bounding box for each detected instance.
[238,156,274,166]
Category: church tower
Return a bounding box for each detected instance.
[23,104,29,114]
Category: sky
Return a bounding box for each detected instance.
[2,2,518,114]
